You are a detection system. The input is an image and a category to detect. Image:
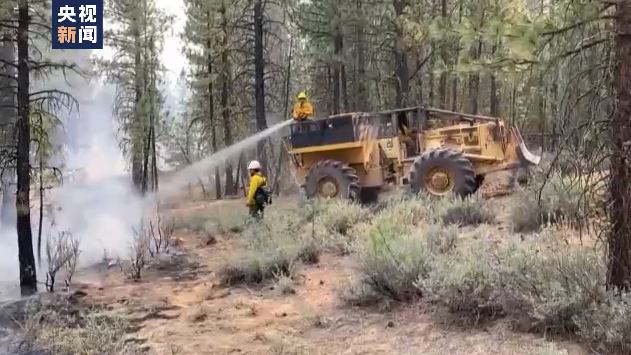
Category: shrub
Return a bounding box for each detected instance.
[414,227,605,331]
[173,205,249,238]
[370,189,414,214]
[317,199,369,235]
[217,248,295,286]
[20,298,134,355]
[418,238,503,321]
[423,223,459,255]
[436,195,495,226]
[574,291,631,353]
[508,175,584,233]
[217,209,316,285]
[173,214,208,232]
[536,344,569,355]
[351,222,435,302]
[497,236,604,333]
[45,231,81,292]
[118,224,151,280]
[147,218,176,256]
[368,195,433,229]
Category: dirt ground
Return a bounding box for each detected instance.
[74,195,588,355]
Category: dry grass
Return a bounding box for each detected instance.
[17,296,136,355]
[200,174,629,353]
[28,172,614,355]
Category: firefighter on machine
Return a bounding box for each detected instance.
[246,160,270,219]
[292,91,314,120]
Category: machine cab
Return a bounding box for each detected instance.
[289,114,362,149]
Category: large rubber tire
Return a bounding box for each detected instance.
[409,148,477,197]
[301,160,360,200]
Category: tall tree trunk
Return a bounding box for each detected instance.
[0,29,16,228]
[355,1,367,111]
[450,0,463,111]
[149,35,158,191]
[489,41,500,116]
[538,71,546,151]
[149,84,157,191]
[438,0,447,109]
[537,0,546,151]
[327,66,334,114]
[16,0,36,295]
[607,0,631,290]
[272,34,293,194]
[220,3,235,194]
[141,39,150,195]
[466,41,482,114]
[332,32,342,114]
[37,113,43,265]
[151,124,157,190]
[416,51,424,103]
[131,17,143,191]
[207,10,221,199]
[253,0,268,172]
[394,0,409,107]
[142,126,150,194]
[341,64,349,112]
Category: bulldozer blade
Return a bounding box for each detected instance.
[511,127,541,166]
[518,142,541,166]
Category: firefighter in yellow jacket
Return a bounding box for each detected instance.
[292,91,314,120]
[246,160,270,219]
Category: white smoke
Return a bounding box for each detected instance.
[0,57,143,299]
[42,81,143,265]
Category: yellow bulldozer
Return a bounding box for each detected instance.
[285,105,541,202]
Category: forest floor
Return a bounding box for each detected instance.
[12,175,603,355]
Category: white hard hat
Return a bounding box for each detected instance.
[247,160,261,170]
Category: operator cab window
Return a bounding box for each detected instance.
[377,115,394,138]
[291,122,320,133]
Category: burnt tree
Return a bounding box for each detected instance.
[15,0,36,295]
[607,0,631,290]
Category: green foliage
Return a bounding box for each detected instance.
[436,195,496,226]
[508,175,584,233]
[99,0,169,191]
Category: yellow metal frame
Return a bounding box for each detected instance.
[289,141,364,155]
[287,106,539,192]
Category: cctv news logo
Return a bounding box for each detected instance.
[52,0,103,49]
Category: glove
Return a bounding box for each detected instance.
[268,196,273,205]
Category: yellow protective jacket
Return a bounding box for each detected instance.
[292,101,314,120]
[247,172,267,206]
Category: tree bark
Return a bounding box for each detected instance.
[207,10,221,199]
[332,32,342,114]
[438,0,447,109]
[253,0,268,173]
[489,42,500,116]
[131,15,143,191]
[220,3,235,194]
[0,29,16,228]
[450,0,463,112]
[16,0,36,295]
[607,0,631,290]
[394,0,409,107]
[355,0,367,111]
[466,41,482,114]
[341,63,349,112]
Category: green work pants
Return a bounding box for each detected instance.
[249,204,264,219]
